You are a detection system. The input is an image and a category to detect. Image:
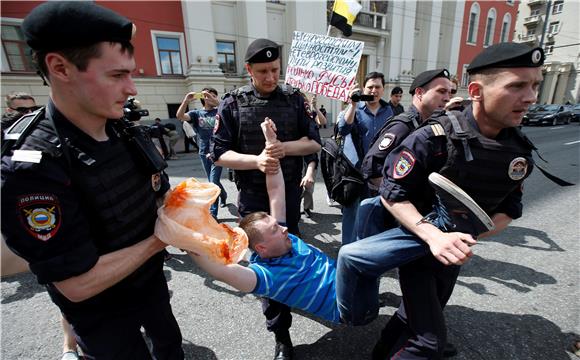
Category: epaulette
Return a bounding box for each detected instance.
[430,123,445,136]
[1,107,46,157]
[279,84,300,96]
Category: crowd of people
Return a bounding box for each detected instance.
[1,2,556,360]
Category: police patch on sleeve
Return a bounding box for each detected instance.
[17,193,62,241]
[213,114,221,134]
[393,150,416,179]
[151,173,162,191]
[508,157,528,180]
[378,133,396,151]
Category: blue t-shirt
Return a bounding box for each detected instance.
[249,234,339,323]
[187,108,218,154]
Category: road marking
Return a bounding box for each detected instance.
[564,140,580,145]
[550,126,564,130]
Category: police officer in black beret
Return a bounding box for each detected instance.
[1,2,184,358]
[336,42,544,359]
[356,69,452,239]
[211,38,321,360]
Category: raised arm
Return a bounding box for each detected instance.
[176,92,195,122]
[261,117,286,223]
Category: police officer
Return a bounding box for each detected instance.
[355,70,452,240]
[211,38,321,360]
[339,42,544,359]
[1,2,183,358]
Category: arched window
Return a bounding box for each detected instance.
[484,8,497,47]
[500,13,512,43]
[466,2,480,44]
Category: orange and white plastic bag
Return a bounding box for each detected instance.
[155,178,248,264]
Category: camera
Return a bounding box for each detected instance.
[350,91,375,102]
[123,97,149,121]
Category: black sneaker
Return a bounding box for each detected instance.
[428,173,494,236]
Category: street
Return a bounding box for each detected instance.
[1,124,579,359]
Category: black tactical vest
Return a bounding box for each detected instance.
[429,111,534,215]
[22,117,161,254]
[232,85,303,188]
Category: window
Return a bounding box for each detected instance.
[530,9,540,16]
[544,44,554,55]
[1,24,34,72]
[151,31,186,76]
[461,64,470,87]
[500,13,512,42]
[156,37,182,75]
[216,41,236,74]
[552,0,563,14]
[483,8,497,47]
[549,21,560,34]
[466,3,480,44]
[527,27,536,36]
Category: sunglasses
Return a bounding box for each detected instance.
[450,89,457,95]
[10,106,39,113]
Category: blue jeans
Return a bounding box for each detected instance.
[337,197,454,325]
[355,196,397,240]
[199,153,226,218]
[341,196,361,245]
[336,226,429,325]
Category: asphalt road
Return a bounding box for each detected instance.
[1,124,579,359]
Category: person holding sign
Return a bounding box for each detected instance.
[336,71,393,245]
[211,38,321,360]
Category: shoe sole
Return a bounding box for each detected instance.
[428,173,495,232]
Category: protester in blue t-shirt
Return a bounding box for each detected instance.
[177,87,227,217]
[188,118,382,326]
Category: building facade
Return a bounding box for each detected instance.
[1,1,327,119]
[514,0,579,103]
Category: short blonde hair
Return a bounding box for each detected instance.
[239,212,269,251]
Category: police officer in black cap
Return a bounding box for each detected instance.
[356,69,452,240]
[1,2,183,358]
[211,38,321,360]
[336,42,544,359]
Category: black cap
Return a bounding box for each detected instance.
[391,86,403,96]
[409,69,450,95]
[22,1,133,52]
[467,42,544,74]
[245,39,279,63]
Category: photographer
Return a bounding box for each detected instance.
[336,71,394,245]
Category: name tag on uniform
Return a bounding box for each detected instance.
[12,150,42,163]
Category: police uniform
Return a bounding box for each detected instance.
[210,38,321,358]
[357,70,450,240]
[368,43,545,359]
[1,2,183,358]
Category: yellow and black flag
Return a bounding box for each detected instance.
[330,0,362,37]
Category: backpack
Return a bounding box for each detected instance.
[320,124,364,206]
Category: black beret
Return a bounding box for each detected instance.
[467,42,544,74]
[245,38,279,63]
[22,1,133,52]
[409,69,450,95]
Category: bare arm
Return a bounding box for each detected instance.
[262,118,286,223]
[53,235,166,302]
[189,250,257,293]
[176,92,195,121]
[265,137,321,160]
[214,149,280,174]
[300,160,316,189]
[381,197,476,266]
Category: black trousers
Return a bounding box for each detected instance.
[385,255,460,359]
[67,278,184,360]
[238,183,302,337]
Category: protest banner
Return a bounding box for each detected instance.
[285,31,364,102]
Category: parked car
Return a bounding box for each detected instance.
[568,104,580,122]
[522,104,572,126]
